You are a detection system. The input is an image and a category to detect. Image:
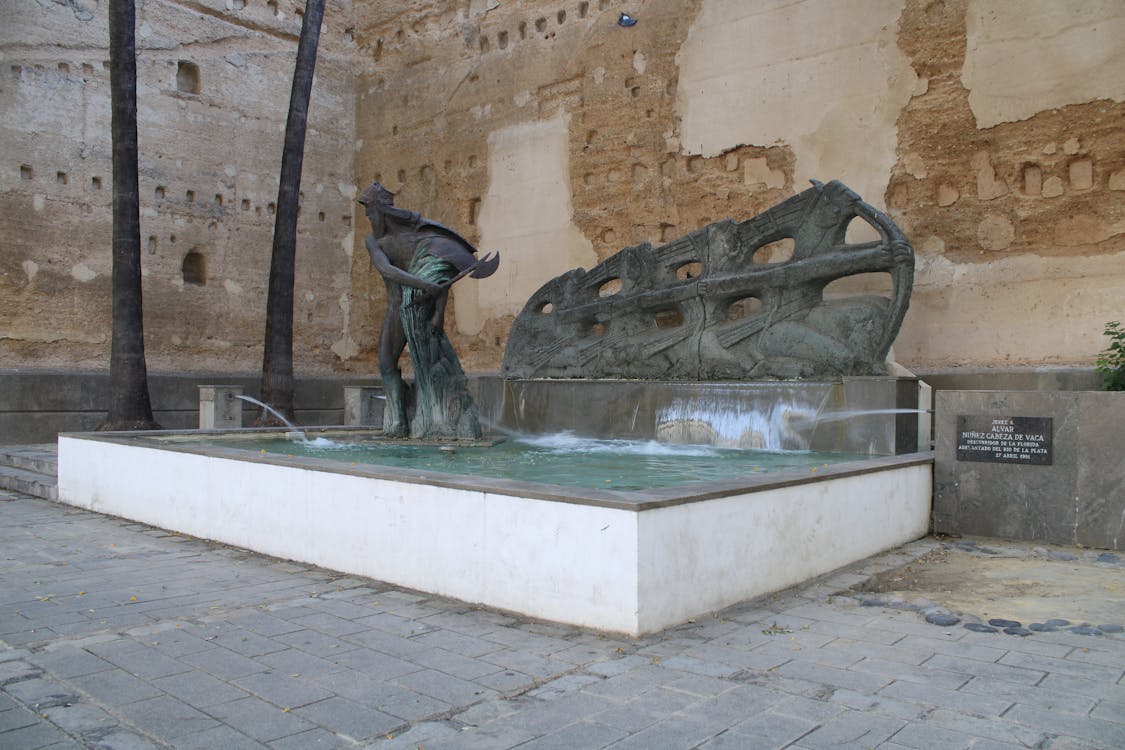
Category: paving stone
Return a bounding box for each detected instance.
[526,673,603,699]
[41,701,117,734]
[585,655,651,678]
[880,679,1012,716]
[1003,702,1125,746]
[4,675,79,709]
[0,705,39,732]
[597,715,722,750]
[256,648,341,680]
[999,649,1123,682]
[656,654,741,679]
[702,710,816,749]
[233,669,335,709]
[209,628,290,658]
[29,647,114,679]
[683,683,781,726]
[512,719,629,750]
[94,643,192,680]
[170,723,269,750]
[825,686,930,721]
[375,687,451,722]
[481,648,572,680]
[922,653,1046,685]
[324,646,422,679]
[585,701,667,733]
[180,646,271,680]
[409,629,503,658]
[849,656,973,691]
[267,726,350,749]
[152,669,252,708]
[392,668,498,706]
[581,665,677,701]
[1039,671,1125,701]
[286,611,368,638]
[362,720,461,749]
[895,634,1007,664]
[796,709,905,749]
[776,659,894,694]
[293,696,400,741]
[0,721,77,748]
[204,696,318,742]
[117,694,221,740]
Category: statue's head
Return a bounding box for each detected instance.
[358,181,396,208]
[358,180,419,236]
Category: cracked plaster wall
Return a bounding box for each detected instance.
[352,0,1124,375]
[3,0,1122,380]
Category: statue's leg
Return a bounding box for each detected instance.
[378,307,409,437]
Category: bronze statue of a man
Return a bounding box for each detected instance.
[358,181,498,438]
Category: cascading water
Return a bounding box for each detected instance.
[655,382,836,451]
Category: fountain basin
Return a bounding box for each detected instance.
[58,429,931,635]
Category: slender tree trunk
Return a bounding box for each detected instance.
[258,0,326,424]
[99,0,158,431]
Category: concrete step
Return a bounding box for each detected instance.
[0,463,59,501]
[0,444,59,501]
[0,444,58,476]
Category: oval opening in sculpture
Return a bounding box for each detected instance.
[598,278,622,297]
[752,237,794,264]
[654,309,684,329]
[675,261,703,280]
[727,296,763,321]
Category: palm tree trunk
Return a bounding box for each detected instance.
[258,0,326,424]
[99,0,158,431]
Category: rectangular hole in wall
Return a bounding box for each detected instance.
[20,164,33,180]
[241,199,251,210]
[176,61,200,94]
[91,176,102,189]
[214,194,223,206]
[56,171,68,185]
[186,190,195,203]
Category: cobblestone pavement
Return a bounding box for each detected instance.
[2,490,1123,749]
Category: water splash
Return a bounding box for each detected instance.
[516,431,720,457]
[234,395,310,442]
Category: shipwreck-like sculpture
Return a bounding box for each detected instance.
[503,180,914,380]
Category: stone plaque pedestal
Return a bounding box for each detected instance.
[199,386,243,430]
[935,390,1124,550]
[344,386,384,427]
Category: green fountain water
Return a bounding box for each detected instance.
[208,432,863,491]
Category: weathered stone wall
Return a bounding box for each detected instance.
[349,0,1124,375]
[0,0,356,375]
[4,0,1121,382]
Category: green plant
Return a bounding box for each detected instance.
[1096,321,1125,391]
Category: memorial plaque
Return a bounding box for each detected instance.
[956,415,1053,465]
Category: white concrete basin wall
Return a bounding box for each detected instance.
[636,465,933,634]
[57,433,931,636]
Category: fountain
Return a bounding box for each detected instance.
[56,181,933,636]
